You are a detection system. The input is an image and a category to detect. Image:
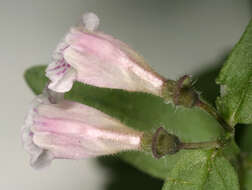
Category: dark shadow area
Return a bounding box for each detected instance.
[193,53,229,105]
[192,51,245,147]
[194,66,221,105]
[97,157,163,190]
[192,50,247,155]
[235,124,247,148]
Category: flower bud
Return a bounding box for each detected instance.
[22,90,143,169]
[46,12,166,96]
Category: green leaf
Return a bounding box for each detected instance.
[216,19,252,127]
[25,66,225,179]
[24,65,49,95]
[241,153,252,190]
[97,157,163,190]
[119,150,195,180]
[162,151,239,190]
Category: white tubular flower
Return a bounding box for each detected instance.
[46,12,166,95]
[22,90,143,169]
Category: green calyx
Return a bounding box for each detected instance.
[161,75,233,133]
[162,75,198,108]
[141,127,221,159]
[140,128,181,159]
[152,127,181,159]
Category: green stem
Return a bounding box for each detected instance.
[179,140,220,150]
[194,100,233,132]
[162,75,234,133]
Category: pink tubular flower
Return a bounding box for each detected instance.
[22,90,143,169]
[46,12,166,96]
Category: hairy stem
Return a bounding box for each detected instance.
[194,99,233,132]
[162,75,234,133]
[179,140,220,150]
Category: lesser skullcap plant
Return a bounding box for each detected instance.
[23,12,252,190]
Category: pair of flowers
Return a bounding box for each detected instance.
[22,13,168,169]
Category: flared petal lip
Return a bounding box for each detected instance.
[22,95,54,169]
[46,12,166,94]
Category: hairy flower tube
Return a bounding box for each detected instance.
[46,12,166,96]
[22,90,143,169]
